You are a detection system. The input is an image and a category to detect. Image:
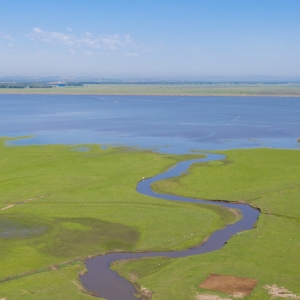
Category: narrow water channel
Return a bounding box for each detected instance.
[80,153,260,300]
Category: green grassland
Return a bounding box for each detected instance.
[0,138,238,299]
[113,149,300,300]
[1,83,300,96]
[1,140,300,300]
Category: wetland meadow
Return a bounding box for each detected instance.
[0,93,300,300]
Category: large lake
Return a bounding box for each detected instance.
[1,94,299,153]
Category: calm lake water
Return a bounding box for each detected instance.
[1,94,299,153]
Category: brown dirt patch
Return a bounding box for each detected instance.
[199,274,258,297]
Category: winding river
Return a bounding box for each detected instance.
[80,153,260,300]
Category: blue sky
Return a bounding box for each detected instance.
[1,0,300,78]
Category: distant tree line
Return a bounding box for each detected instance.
[0,84,28,88]
[0,82,84,88]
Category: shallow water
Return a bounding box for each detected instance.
[1,95,300,153]
[0,219,47,238]
[80,154,260,299]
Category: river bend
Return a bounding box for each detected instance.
[80,153,260,299]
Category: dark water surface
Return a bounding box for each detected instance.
[1,94,300,153]
[80,154,260,300]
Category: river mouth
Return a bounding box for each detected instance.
[80,153,260,300]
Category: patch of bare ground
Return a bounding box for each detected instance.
[137,286,153,300]
[264,284,300,299]
[199,274,258,297]
[129,272,138,282]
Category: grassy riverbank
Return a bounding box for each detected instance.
[113,149,300,299]
[1,83,300,96]
[0,138,237,299]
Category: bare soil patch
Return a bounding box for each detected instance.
[136,286,153,300]
[199,274,258,297]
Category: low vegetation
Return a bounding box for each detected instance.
[113,149,300,299]
[1,140,299,299]
[0,138,237,299]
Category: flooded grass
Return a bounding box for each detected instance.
[0,218,47,239]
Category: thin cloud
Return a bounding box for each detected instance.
[125,52,139,57]
[101,34,129,50]
[26,28,134,51]
[0,31,13,41]
[66,27,73,32]
[84,32,92,37]
[124,35,131,42]
[27,28,74,45]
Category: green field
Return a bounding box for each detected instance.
[0,139,299,300]
[1,83,300,96]
[0,138,237,299]
[113,149,300,300]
